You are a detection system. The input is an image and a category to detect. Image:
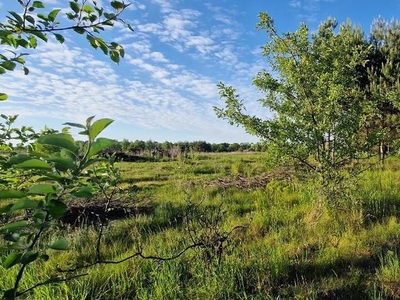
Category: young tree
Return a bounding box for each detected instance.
[365,18,400,163]
[215,13,373,203]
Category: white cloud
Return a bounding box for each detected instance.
[0,0,263,143]
[144,52,169,63]
[290,0,336,23]
[289,0,302,8]
[150,0,173,13]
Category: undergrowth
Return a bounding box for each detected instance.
[2,152,400,299]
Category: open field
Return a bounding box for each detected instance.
[2,152,400,299]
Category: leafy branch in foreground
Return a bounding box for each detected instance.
[0,115,116,299]
[0,0,133,100]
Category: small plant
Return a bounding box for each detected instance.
[184,197,247,269]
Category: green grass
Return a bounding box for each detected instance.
[3,152,400,299]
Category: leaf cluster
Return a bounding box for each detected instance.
[0,115,119,299]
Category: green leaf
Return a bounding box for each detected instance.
[3,253,22,269]
[88,137,115,158]
[15,159,52,170]
[81,157,103,169]
[88,118,113,141]
[109,50,119,64]
[74,27,85,34]
[83,4,94,13]
[49,238,68,250]
[0,221,29,232]
[0,204,13,215]
[63,122,85,129]
[37,13,48,21]
[28,35,38,48]
[27,184,57,195]
[7,154,31,164]
[20,251,39,265]
[4,233,20,242]
[54,33,65,44]
[23,66,29,75]
[118,46,125,58]
[89,14,97,23]
[10,198,38,211]
[32,1,45,8]
[0,93,8,101]
[33,211,47,220]
[111,1,125,10]
[87,35,99,48]
[48,9,61,22]
[38,133,79,155]
[25,15,35,25]
[8,11,23,24]
[69,1,80,13]
[47,200,67,219]
[30,30,47,42]
[72,185,93,198]
[98,40,108,55]
[39,254,49,261]
[38,172,66,182]
[17,38,29,48]
[86,115,95,126]
[1,61,16,71]
[0,190,25,199]
[47,156,76,172]
[104,12,116,20]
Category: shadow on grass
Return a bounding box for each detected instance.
[363,196,400,226]
[271,254,382,299]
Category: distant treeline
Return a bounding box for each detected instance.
[101,139,267,160]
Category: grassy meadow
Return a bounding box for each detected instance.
[2,152,400,299]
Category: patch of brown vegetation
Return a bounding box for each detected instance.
[204,168,293,190]
[60,199,154,226]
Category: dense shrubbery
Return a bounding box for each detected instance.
[103,139,264,160]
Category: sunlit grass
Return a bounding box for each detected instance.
[3,152,400,299]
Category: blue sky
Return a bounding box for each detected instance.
[1,0,399,143]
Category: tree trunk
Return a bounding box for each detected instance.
[379,140,386,164]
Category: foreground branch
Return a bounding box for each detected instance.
[57,242,205,273]
[16,273,88,297]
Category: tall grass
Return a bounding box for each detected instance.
[2,152,400,299]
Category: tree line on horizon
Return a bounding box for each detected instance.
[101,139,267,159]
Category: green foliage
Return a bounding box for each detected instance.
[0,1,133,298]
[364,18,400,162]
[0,115,118,299]
[215,13,386,203]
[0,0,132,99]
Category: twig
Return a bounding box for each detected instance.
[16,273,88,297]
[57,242,204,273]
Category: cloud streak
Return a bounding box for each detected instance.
[0,1,269,143]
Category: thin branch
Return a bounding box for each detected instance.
[16,273,88,297]
[57,242,205,273]
[18,9,127,34]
